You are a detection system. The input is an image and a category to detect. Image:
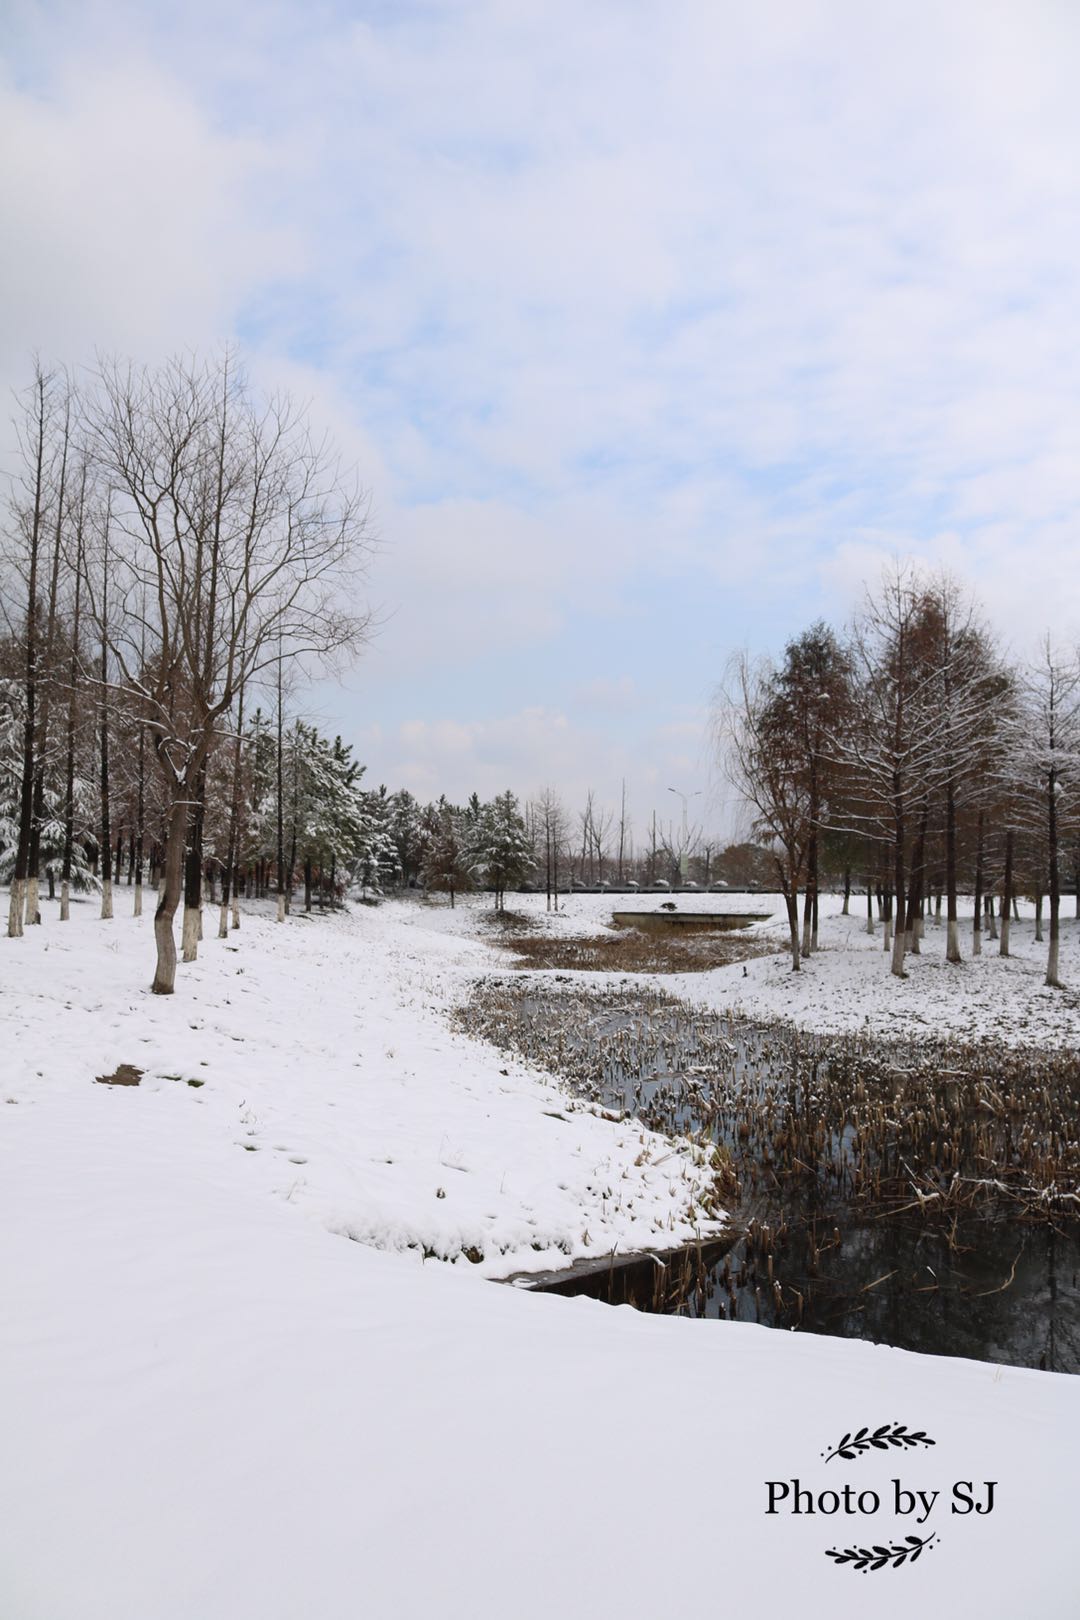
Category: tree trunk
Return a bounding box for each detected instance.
[1047,768,1061,986]
[152,800,187,994]
[905,804,927,955]
[182,771,205,962]
[801,830,815,957]
[865,879,874,934]
[99,527,114,923]
[783,886,801,971]
[842,865,851,915]
[945,782,960,963]
[8,377,49,940]
[891,800,906,977]
[972,810,984,956]
[999,828,1013,958]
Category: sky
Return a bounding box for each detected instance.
[4,0,1080,849]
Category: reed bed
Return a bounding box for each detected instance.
[456,980,1080,1365]
[488,929,778,974]
[454,979,1080,1222]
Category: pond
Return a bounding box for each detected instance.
[455,980,1080,1373]
[610,910,773,933]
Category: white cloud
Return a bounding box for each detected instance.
[5,0,1080,815]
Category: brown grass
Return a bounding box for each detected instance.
[492,929,780,974]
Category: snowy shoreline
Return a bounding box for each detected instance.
[401,884,1080,1052]
[3,889,1080,1618]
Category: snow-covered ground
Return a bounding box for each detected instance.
[0,898,716,1279]
[407,886,1080,1049]
[3,891,1079,1618]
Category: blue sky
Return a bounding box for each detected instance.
[4,0,1080,847]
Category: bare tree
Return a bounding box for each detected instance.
[829,565,956,978]
[721,652,813,969]
[534,786,567,911]
[918,575,1005,965]
[84,351,374,993]
[1009,638,1080,988]
[616,778,630,882]
[6,363,61,936]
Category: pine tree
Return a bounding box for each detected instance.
[353,784,401,896]
[420,798,476,907]
[475,790,534,911]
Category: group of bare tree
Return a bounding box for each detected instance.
[723,564,1080,985]
[2,354,374,992]
[522,785,725,901]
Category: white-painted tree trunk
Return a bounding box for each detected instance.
[946,918,960,962]
[181,905,199,961]
[276,893,286,923]
[134,879,142,917]
[1047,933,1061,988]
[883,915,892,951]
[231,898,240,929]
[218,901,229,939]
[100,877,113,920]
[8,879,24,937]
[998,911,1010,957]
[60,879,70,922]
[24,875,40,925]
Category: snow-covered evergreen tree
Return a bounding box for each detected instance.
[0,677,97,895]
[474,790,534,911]
[420,798,476,907]
[353,784,401,896]
[389,789,427,887]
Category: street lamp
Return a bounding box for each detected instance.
[667,786,701,880]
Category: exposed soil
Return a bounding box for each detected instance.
[95,1064,144,1087]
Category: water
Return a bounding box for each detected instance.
[457,981,1080,1372]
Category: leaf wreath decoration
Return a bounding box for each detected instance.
[826,1533,937,1572]
[822,1423,936,1463]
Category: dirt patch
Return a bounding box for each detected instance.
[494,930,780,974]
[95,1064,144,1087]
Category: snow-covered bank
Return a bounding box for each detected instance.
[404,887,1080,1050]
[0,898,715,1275]
[2,1090,1076,1620]
[3,894,1079,1618]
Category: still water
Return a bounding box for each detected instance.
[462,982,1080,1372]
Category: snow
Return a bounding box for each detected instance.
[415,886,1080,1049]
[0,899,716,1277]
[2,891,1079,1617]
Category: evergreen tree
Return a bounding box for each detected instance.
[475,790,534,911]
[354,784,401,896]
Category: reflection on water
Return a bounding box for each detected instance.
[698,1208,1078,1373]
[460,981,1080,1372]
